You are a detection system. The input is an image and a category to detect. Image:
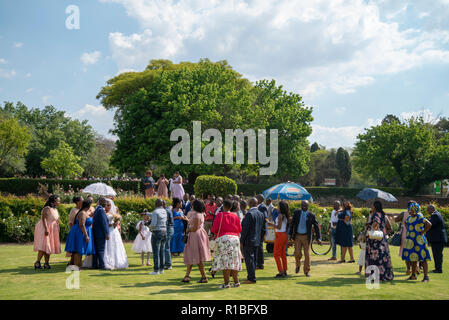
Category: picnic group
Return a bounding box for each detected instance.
[32,171,447,288]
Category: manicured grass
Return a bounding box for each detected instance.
[0,243,448,300]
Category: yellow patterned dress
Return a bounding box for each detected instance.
[402,213,431,262]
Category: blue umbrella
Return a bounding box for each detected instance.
[356,188,398,202]
[263,182,313,201]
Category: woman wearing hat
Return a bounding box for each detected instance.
[402,202,432,282]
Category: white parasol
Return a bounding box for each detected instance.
[82,182,117,196]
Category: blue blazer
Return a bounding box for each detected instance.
[92,205,110,239]
[428,211,448,243]
[240,208,266,247]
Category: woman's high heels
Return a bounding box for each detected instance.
[43,262,51,270]
[34,261,42,270]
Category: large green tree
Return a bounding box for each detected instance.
[353,117,449,193]
[336,147,352,186]
[41,141,84,179]
[97,59,313,179]
[0,117,31,176]
[0,102,96,176]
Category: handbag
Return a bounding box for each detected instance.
[209,213,224,251]
[182,234,189,244]
[390,230,402,246]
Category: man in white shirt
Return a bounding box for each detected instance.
[266,198,275,221]
[327,201,341,261]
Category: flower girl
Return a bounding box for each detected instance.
[355,231,366,275]
[132,213,152,266]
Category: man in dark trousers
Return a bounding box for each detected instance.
[290,200,321,277]
[92,197,110,270]
[255,194,268,269]
[427,205,447,273]
[240,198,266,284]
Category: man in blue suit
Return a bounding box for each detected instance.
[240,198,266,284]
[92,197,110,270]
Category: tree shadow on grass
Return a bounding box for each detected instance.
[0,261,69,275]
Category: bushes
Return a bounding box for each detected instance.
[0,178,141,196]
[0,195,170,243]
[194,176,237,198]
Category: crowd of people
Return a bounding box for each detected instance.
[32,189,447,289]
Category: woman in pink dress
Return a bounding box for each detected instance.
[155,174,169,198]
[171,171,185,200]
[182,199,211,283]
[33,195,61,270]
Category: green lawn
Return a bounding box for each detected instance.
[0,243,448,300]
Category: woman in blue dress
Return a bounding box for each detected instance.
[402,202,432,282]
[171,197,186,256]
[65,199,95,268]
[335,201,355,263]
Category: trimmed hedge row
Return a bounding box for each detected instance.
[0,196,170,243]
[194,176,237,198]
[0,178,141,196]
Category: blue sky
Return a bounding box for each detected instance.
[1,0,449,147]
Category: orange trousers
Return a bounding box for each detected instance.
[273,232,288,273]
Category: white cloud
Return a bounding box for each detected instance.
[0,58,7,64]
[310,118,382,148]
[101,0,449,97]
[335,107,347,114]
[80,51,102,66]
[25,73,31,78]
[400,109,440,123]
[42,96,51,104]
[75,104,109,117]
[0,69,16,78]
[25,88,34,93]
[71,104,116,139]
[13,42,23,48]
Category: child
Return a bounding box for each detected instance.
[132,213,152,266]
[355,231,366,275]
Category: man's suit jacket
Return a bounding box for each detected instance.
[258,203,268,219]
[240,207,266,247]
[92,205,110,239]
[290,209,321,243]
[427,211,448,243]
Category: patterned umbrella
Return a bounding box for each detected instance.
[356,188,398,202]
[262,182,313,201]
[82,182,117,197]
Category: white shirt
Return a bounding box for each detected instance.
[274,215,287,233]
[330,210,339,224]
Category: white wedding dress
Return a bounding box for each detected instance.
[104,213,129,270]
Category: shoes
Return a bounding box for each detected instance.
[231,282,241,288]
[295,266,300,274]
[337,260,346,264]
[243,280,256,284]
[149,271,160,275]
[159,270,164,275]
[305,273,310,277]
[328,257,337,261]
[197,277,208,283]
[164,266,172,270]
[432,270,442,274]
[256,266,264,270]
[34,261,42,270]
[218,284,230,289]
[181,276,191,283]
[405,270,411,275]
[43,263,51,270]
[407,274,417,281]
[422,276,430,283]
[275,273,284,278]
[347,260,355,263]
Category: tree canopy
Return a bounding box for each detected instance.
[0,116,31,175]
[353,117,449,193]
[41,140,84,179]
[97,59,313,179]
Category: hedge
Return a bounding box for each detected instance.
[0,178,142,196]
[194,176,237,198]
[0,195,170,243]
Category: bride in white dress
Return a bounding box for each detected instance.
[103,199,129,270]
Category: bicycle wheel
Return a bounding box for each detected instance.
[310,232,332,255]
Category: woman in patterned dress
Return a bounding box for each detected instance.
[365,200,394,282]
[402,202,432,282]
[210,199,242,289]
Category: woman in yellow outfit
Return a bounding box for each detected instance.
[402,202,432,282]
